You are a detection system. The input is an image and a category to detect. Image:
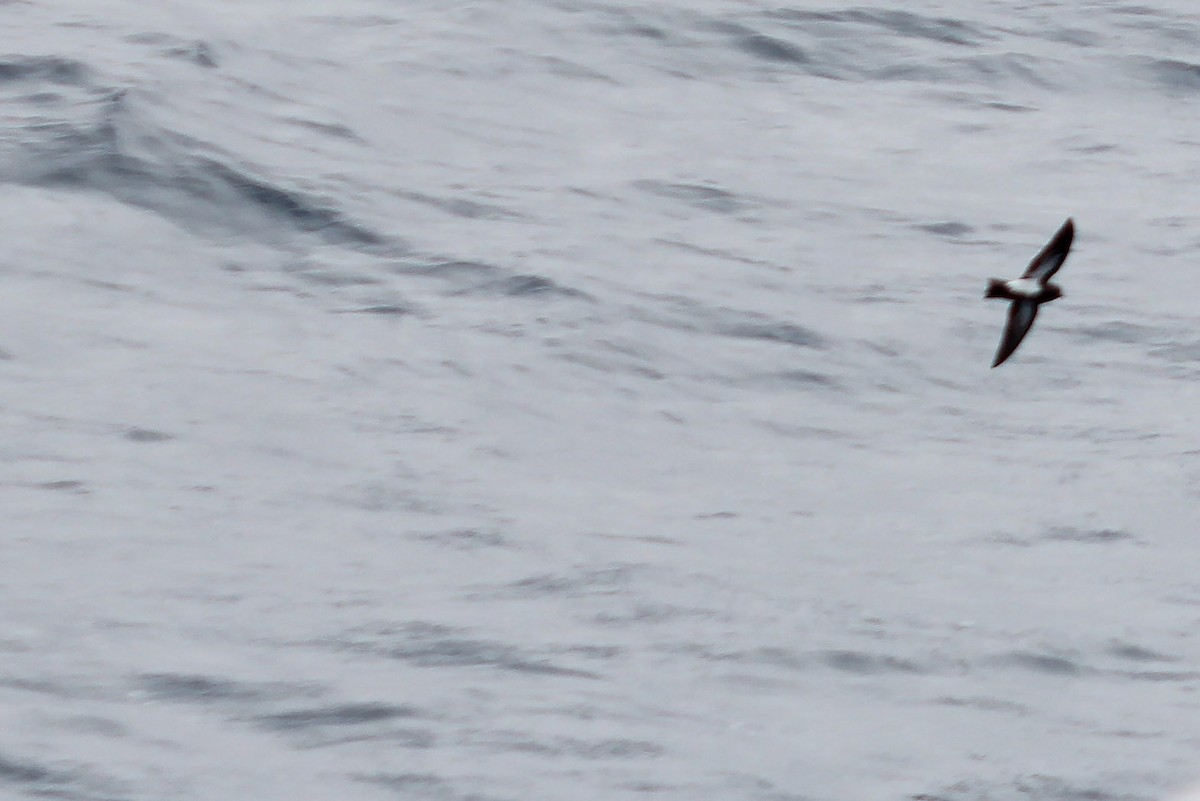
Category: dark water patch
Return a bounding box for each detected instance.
[200,154,379,244]
[590,529,681,545]
[619,779,679,794]
[416,528,509,550]
[872,54,1053,91]
[356,773,446,795]
[0,753,55,785]
[404,259,496,282]
[256,702,420,731]
[456,273,589,300]
[21,89,66,105]
[635,296,828,353]
[957,53,1055,88]
[594,602,717,627]
[722,774,812,801]
[916,221,974,238]
[981,100,1036,112]
[564,644,622,661]
[821,650,924,675]
[35,479,88,493]
[772,9,989,48]
[656,238,779,268]
[135,672,319,704]
[332,303,414,316]
[482,565,640,600]
[334,482,438,515]
[689,9,1018,84]
[1112,5,1170,18]
[252,702,434,747]
[501,274,571,298]
[1044,526,1134,544]
[723,321,826,349]
[1151,339,1200,363]
[125,32,218,68]
[63,715,127,738]
[743,647,859,684]
[171,41,218,68]
[749,369,840,391]
[1069,426,1159,445]
[1040,27,1102,48]
[394,190,522,221]
[579,336,668,374]
[1071,321,1155,344]
[461,729,663,760]
[540,55,619,84]
[0,56,90,86]
[864,10,986,47]
[386,636,598,676]
[978,533,1028,548]
[402,259,588,301]
[724,312,826,345]
[556,350,667,380]
[285,116,362,141]
[935,695,1027,715]
[733,30,811,67]
[123,427,173,443]
[200,159,384,246]
[356,773,508,801]
[918,774,1151,801]
[287,265,382,287]
[1147,59,1200,93]
[742,647,808,671]
[79,276,135,293]
[615,21,668,41]
[0,753,121,801]
[871,63,945,82]
[341,623,598,678]
[164,41,217,68]
[1121,9,1200,43]
[135,677,436,751]
[1114,668,1200,682]
[137,673,259,702]
[0,676,96,699]
[1106,641,1178,663]
[633,179,748,215]
[227,74,292,104]
[994,651,1086,676]
[1070,141,1119,154]
[264,726,434,752]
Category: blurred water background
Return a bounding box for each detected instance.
[2,1,1200,799]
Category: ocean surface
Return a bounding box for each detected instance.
[2,1,1200,799]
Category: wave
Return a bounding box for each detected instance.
[0,72,391,250]
[600,5,1068,89]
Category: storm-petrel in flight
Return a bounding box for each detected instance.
[984,217,1074,368]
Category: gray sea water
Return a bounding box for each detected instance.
[2,1,1200,799]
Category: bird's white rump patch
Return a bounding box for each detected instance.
[1005,278,1042,297]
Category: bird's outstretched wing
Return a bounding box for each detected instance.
[1021,217,1074,283]
[992,300,1039,368]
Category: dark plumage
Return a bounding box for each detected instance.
[984,218,1074,368]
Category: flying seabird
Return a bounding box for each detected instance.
[984,217,1074,368]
